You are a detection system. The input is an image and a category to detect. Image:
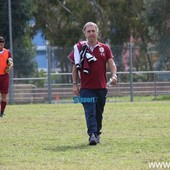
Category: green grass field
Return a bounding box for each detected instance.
[0,101,170,170]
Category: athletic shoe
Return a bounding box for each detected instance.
[89,133,98,145]
[97,135,100,143]
[0,113,5,117]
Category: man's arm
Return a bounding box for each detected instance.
[108,58,117,85]
[72,64,80,95]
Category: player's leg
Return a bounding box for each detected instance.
[0,74,9,117]
[0,94,7,117]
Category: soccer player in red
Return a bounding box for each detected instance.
[68,22,117,145]
[0,36,13,117]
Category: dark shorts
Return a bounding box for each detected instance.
[0,74,10,94]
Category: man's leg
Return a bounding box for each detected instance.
[80,89,98,145]
[80,89,97,135]
[95,89,107,136]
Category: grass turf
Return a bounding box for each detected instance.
[0,101,170,170]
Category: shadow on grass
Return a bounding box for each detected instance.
[44,143,91,152]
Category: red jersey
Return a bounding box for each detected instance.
[68,41,114,89]
[0,48,11,75]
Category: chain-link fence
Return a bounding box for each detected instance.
[8,44,170,104]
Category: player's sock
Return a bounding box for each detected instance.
[1,101,7,115]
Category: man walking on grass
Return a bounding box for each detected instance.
[68,22,117,145]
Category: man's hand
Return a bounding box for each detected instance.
[73,84,80,96]
[111,75,117,85]
[107,75,117,87]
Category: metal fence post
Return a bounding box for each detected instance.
[154,72,157,99]
[129,43,133,102]
[8,0,14,104]
[47,43,52,104]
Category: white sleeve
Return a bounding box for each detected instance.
[74,44,80,65]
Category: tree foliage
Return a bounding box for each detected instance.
[1,0,169,78]
[141,0,170,42]
[33,0,149,74]
[0,0,37,77]
[141,0,170,70]
[33,0,98,47]
[33,0,146,46]
[107,0,145,44]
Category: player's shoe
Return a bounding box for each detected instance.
[89,133,98,145]
[0,113,5,117]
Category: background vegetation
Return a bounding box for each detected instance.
[0,0,169,77]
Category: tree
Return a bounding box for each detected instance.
[33,0,146,46]
[97,0,145,45]
[141,0,170,70]
[0,0,38,78]
[33,0,147,74]
[33,0,99,78]
[33,0,98,47]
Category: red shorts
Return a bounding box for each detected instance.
[0,74,10,94]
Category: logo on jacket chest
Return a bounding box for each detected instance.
[99,47,105,56]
